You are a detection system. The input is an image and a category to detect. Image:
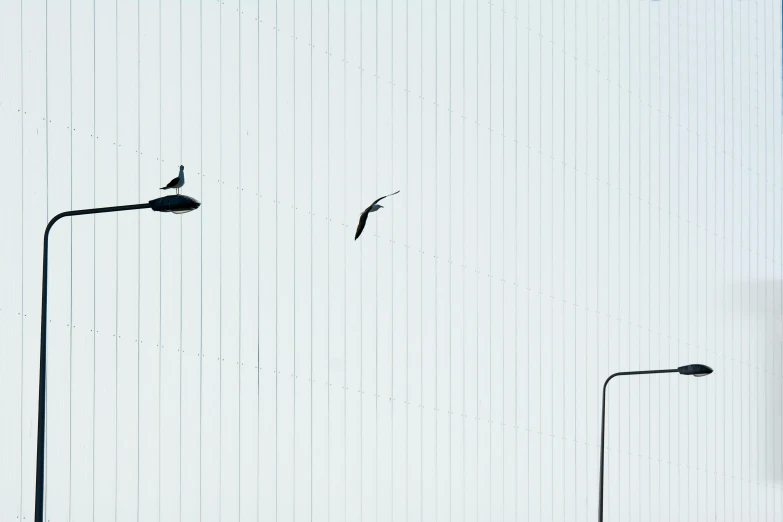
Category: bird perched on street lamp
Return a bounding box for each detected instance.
[161,165,185,194]
[355,190,400,240]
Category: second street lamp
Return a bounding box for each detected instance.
[597,364,713,522]
[34,194,200,522]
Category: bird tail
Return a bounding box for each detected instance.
[160,186,168,190]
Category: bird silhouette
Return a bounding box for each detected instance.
[161,165,185,194]
[355,190,400,240]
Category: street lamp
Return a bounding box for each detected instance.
[34,194,200,522]
[597,363,713,522]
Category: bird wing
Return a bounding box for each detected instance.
[354,210,369,240]
[161,176,179,189]
[369,190,400,208]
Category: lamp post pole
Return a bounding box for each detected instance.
[597,364,713,522]
[35,195,200,522]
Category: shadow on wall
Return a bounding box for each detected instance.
[731,279,783,484]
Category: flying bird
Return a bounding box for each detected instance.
[355,190,400,240]
[161,165,185,194]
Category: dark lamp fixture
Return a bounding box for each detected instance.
[149,194,201,214]
[678,364,713,377]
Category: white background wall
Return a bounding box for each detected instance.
[1,0,782,520]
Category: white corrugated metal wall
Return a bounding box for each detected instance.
[0,0,781,520]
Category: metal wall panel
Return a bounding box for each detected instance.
[0,0,781,520]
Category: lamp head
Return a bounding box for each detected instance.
[149,194,201,214]
[677,364,713,377]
